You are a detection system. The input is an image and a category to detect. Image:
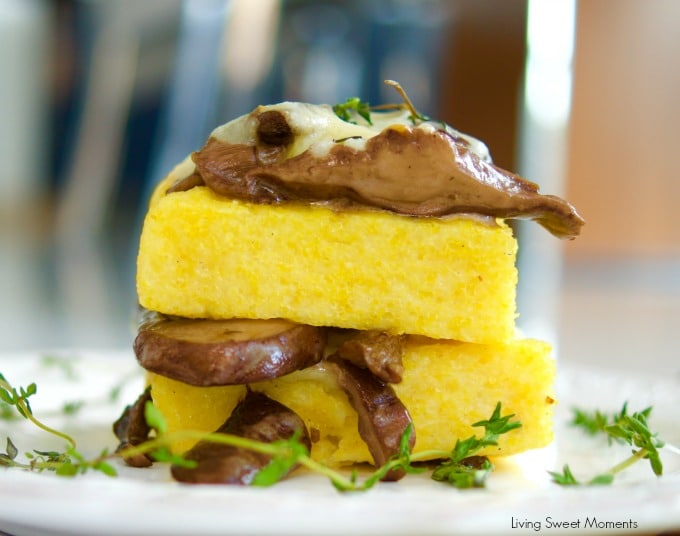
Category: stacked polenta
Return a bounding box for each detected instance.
[135,102,575,468]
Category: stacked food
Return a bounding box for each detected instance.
[117,90,583,484]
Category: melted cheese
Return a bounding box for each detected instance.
[209,101,492,162]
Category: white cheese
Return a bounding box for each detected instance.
[209,101,492,162]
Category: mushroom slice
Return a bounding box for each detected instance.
[327,356,415,481]
[113,387,154,468]
[166,171,205,193]
[171,390,311,485]
[256,110,294,146]
[134,317,327,386]
[336,330,404,383]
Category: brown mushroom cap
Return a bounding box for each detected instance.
[171,390,311,485]
[187,104,584,239]
[134,316,327,386]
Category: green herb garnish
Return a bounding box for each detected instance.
[250,402,520,491]
[251,430,312,487]
[9,365,677,491]
[1,369,522,491]
[333,97,372,125]
[550,403,667,485]
[0,373,75,448]
[571,402,653,443]
[431,402,522,488]
[123,403,519,492]
[383,79,429,125]
[1,372,117,477]
[333,81,432,130]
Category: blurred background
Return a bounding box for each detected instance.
[0,0,677,376]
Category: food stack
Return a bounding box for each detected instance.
[131,98,583,474]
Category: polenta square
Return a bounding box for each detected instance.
[137,166,519,345]
[120,98,584,487]
[148,336,555,466]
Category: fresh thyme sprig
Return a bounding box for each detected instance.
[252,402,521,491]
[0,372,76,448]
[117,408,426,492]
[0,370,121,477]
[570,402,652,444]
[383,79,430,124]
[430,402,522,488]
[332,81,431,128]
[550,403,667,486]
[0,436,116,477]
[140,402,519,492]
[1,368,522,491]
[333,97,373,125]
[253,421,424,492]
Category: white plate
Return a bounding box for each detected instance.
[1,351,679,536]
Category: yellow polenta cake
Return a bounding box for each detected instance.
[121,99,583,484]
[137,161,518,345]
[148,337,555,466]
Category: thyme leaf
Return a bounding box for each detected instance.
[0,437,19,464]
[251,431,310,487]
[432,457,494,488]
[429,402,522,489]
[570,408,610,436]
[144,400,168,435]
[0,372,76,448]
[552,403,668,486]
[571,402,653,445]
[333,97,372,125]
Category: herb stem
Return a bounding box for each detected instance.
[411,449,457,462]
[558,403,674,486]
[1,458,31,470]
[119,430,391,491]
[295,457,361,490]
[119,430,454,491]
[606,448,652,477]
[5,373,521,491]
[384,80,419,119]
[26,413,77,449]
[118,429,283,461]
[0,376,76,448]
